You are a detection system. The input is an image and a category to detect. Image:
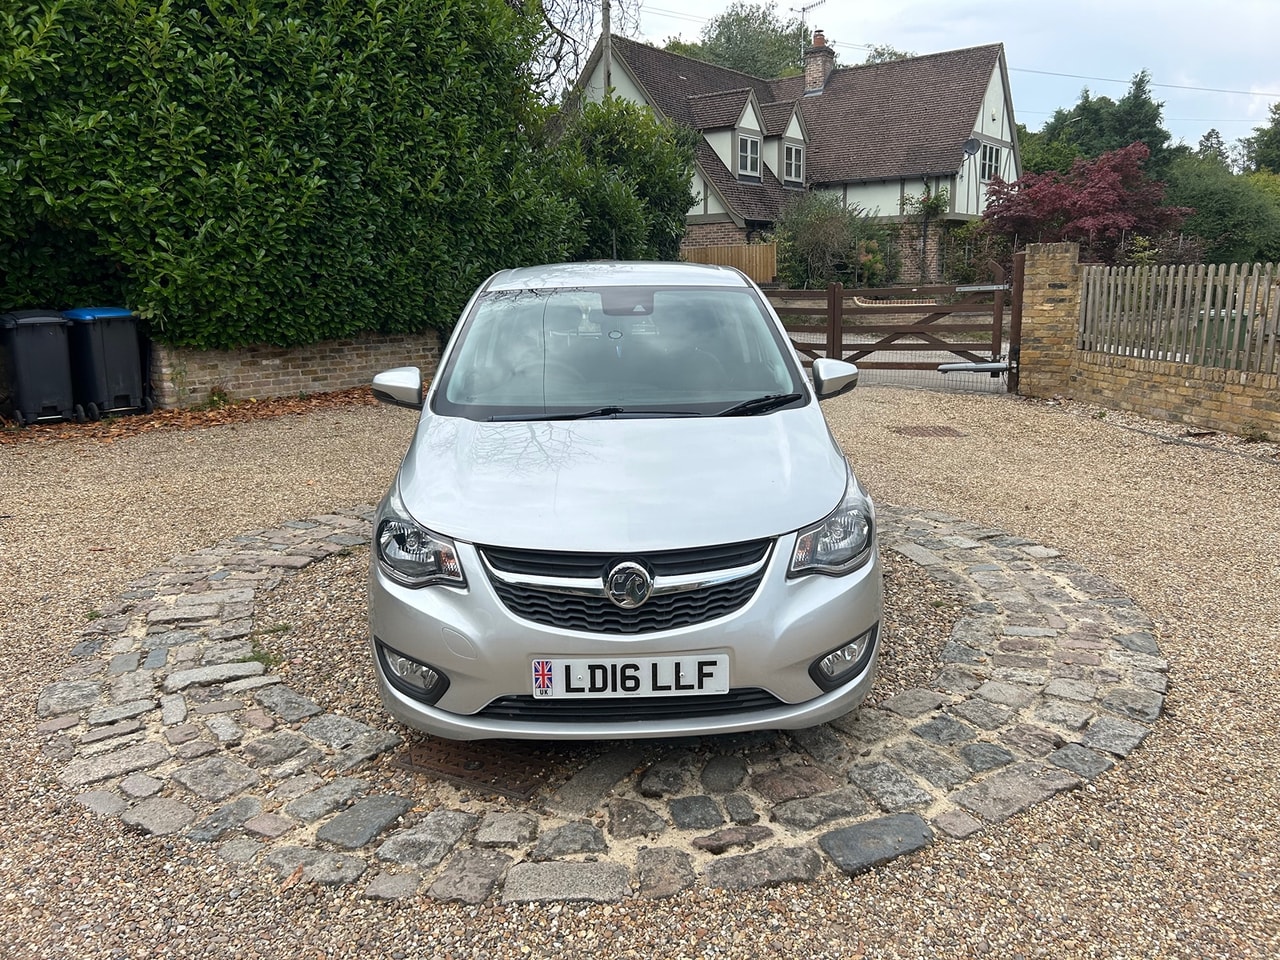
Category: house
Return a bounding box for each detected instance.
[575,31,1021,259]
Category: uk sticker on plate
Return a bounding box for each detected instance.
[532,654,730,698]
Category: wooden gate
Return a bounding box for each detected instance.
[766,255,1026,392]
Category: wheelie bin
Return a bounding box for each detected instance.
[64,306,151,420]
[0,310,84,426]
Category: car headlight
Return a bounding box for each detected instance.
[789,464,874,576]
[375,485,466,589]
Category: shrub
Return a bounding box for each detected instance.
[773,192,896,288]
[553,97,697,262]
[0,0,575,349]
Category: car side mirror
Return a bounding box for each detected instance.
[811,358,859,400]
[372,366,424,410]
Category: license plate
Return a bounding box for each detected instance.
[531,654,729,699]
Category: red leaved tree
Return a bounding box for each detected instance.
[983,142,1192,263]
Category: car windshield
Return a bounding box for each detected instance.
[433,284,806,421]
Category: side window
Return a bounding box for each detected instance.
[784,144,804,182]
[980,143,1001,181]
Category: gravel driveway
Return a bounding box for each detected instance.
[2,388,1277,958]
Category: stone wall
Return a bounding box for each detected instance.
[1019,243,1280,437]
[150,330,443,408]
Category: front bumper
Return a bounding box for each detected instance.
[367,534,882,741]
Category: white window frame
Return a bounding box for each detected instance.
[980,143,1001,181]
[784,144,804,183]
[738,134,761,176]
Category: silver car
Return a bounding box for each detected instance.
[369,261,881,740]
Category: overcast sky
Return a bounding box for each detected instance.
[630,0,1280,149]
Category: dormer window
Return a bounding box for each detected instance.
[738,134,761,176]
[784,144,804,183]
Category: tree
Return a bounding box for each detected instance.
[1245,169,1280,207]
[1165,154,1280,263]
[523,0,639,94]
[773,193,895,288]
[666,2,811,78]
[661,35,705,61]
[1035,73,1174,174]
[554,98,697,261]
[1017,123,1083,176]
[982,143,1191,263]
[1109,71,1172,171]
[863,44,915,64]
[1242,103,1280,174]
[1197,129,1231,169]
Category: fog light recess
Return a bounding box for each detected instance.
[809,624,878,691]
[376,639,450,705]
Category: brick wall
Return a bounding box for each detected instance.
[893,222,947,284]
[1017,243,1081,399]
[150,330,443,408]
[682,222,750,248]
[1019,242,1280,437]
[1069,352,1280,434]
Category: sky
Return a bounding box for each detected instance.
[628,0,1280,149]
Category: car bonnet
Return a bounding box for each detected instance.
[395,407,852,552]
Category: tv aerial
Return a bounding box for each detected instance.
[791,0,828,19]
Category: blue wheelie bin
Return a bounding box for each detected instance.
[0,310,83,427]
[64,306,151,420]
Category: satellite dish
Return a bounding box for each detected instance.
[963,138,981,157]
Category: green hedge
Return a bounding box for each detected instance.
[0,0,575,348]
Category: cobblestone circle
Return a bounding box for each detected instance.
[37,505,1165,902]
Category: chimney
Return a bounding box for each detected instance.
[804,29,835,93]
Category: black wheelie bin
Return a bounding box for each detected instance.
[64,306,151,419]
[0,310,83,426]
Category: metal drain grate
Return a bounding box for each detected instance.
[392,737,571,800]
[890,425,967,438]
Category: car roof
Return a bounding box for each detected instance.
[485,260,752,292]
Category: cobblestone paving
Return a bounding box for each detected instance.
[36,505,1164,902]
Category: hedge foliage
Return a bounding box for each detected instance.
[1,0,582,348]
[555,97,697,262]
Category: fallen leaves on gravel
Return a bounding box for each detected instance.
[0,387,379,447]
[280,865,305,892]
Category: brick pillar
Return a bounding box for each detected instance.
[1016,242,1082,398]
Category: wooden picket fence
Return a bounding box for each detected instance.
[680,243,777,284]
[1080,262,1280,374]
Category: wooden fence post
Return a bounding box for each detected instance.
[827,282,843,360]
[988,261,1006,361]
[1008,251,1026,394]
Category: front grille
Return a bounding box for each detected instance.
[481,540,770,579]
[489,571,765,634]
[480,539,773,635]
[475,687,785,723]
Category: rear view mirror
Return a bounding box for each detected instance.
[811,358,859,400]
[372,367,424,410]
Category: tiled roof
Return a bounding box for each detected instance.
[769,45,1004,185]
[611,36,777,127]
[686,89,752,130]
[695,141,796,224]
[759,101,797,137]
[608,35,1004,217]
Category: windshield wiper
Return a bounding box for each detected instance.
[487,407,700,422]
[715,393,805,417]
